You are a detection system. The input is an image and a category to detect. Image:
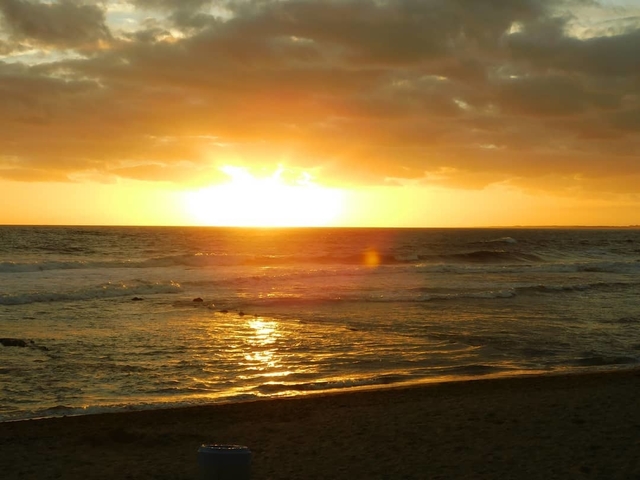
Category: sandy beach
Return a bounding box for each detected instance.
[2,369,640,479]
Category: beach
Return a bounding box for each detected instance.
[2,369,640,479]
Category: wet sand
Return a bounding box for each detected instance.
[2,369,640,479]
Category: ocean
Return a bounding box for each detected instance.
[1,226,639,422]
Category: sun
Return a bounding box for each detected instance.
[183,166,345,227]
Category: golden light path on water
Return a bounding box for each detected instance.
[189,307,394,402]
[192,313,322,400]
[243,318,288,377]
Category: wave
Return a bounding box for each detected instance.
[0,255,252,273]
[575,261,640,273]
[0,249,548,273]
[466,236,519,247]
[4,249,637,275]
[0,260,93,273]
[232,279,640,310]
[252,373,412,395]
[0,280,182,306]
[2,257,636,280]
[412,260,640,276]
[430,250,544,264]
[0,392,262,422]
[487,236,518,244]
[251,364,520,396]
[244,250,545,266]
[234,289,516,309]
[600,316,640,325]
[515,281,640,296]
[417,280,640,302]
[436,364,515,376]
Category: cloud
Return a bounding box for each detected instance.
[508,19,640,76]
[0,0,111,49]
[0,0,639,199]
[494,74,620,117]
[131,0,215,10]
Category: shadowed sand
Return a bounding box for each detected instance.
[2,369,640,479]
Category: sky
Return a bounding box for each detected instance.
[1,0,639,227]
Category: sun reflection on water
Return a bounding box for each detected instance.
[247,318,278,345]
[242,318,289,376]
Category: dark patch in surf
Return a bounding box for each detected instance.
[572,356,638,367]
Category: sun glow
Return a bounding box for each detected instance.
[183,166,345,227]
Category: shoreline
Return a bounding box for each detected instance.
[2,368,640,479]
[0,366,614,424]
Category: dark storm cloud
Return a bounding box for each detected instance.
[508,20,640,76]
[220,0,548,66]
[130,0,222,29]
[131,0,215,10]
[494,74,621,117]
[1,0,639,195]
[0,0,110,48]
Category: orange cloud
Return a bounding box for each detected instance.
[0,0,638,202]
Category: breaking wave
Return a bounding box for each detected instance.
[0,248,549,273]
[252,374,412,395]
[0,280,182,306]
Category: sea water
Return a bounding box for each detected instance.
[1,226,639,421]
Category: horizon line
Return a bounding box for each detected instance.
[1,224,639,229]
